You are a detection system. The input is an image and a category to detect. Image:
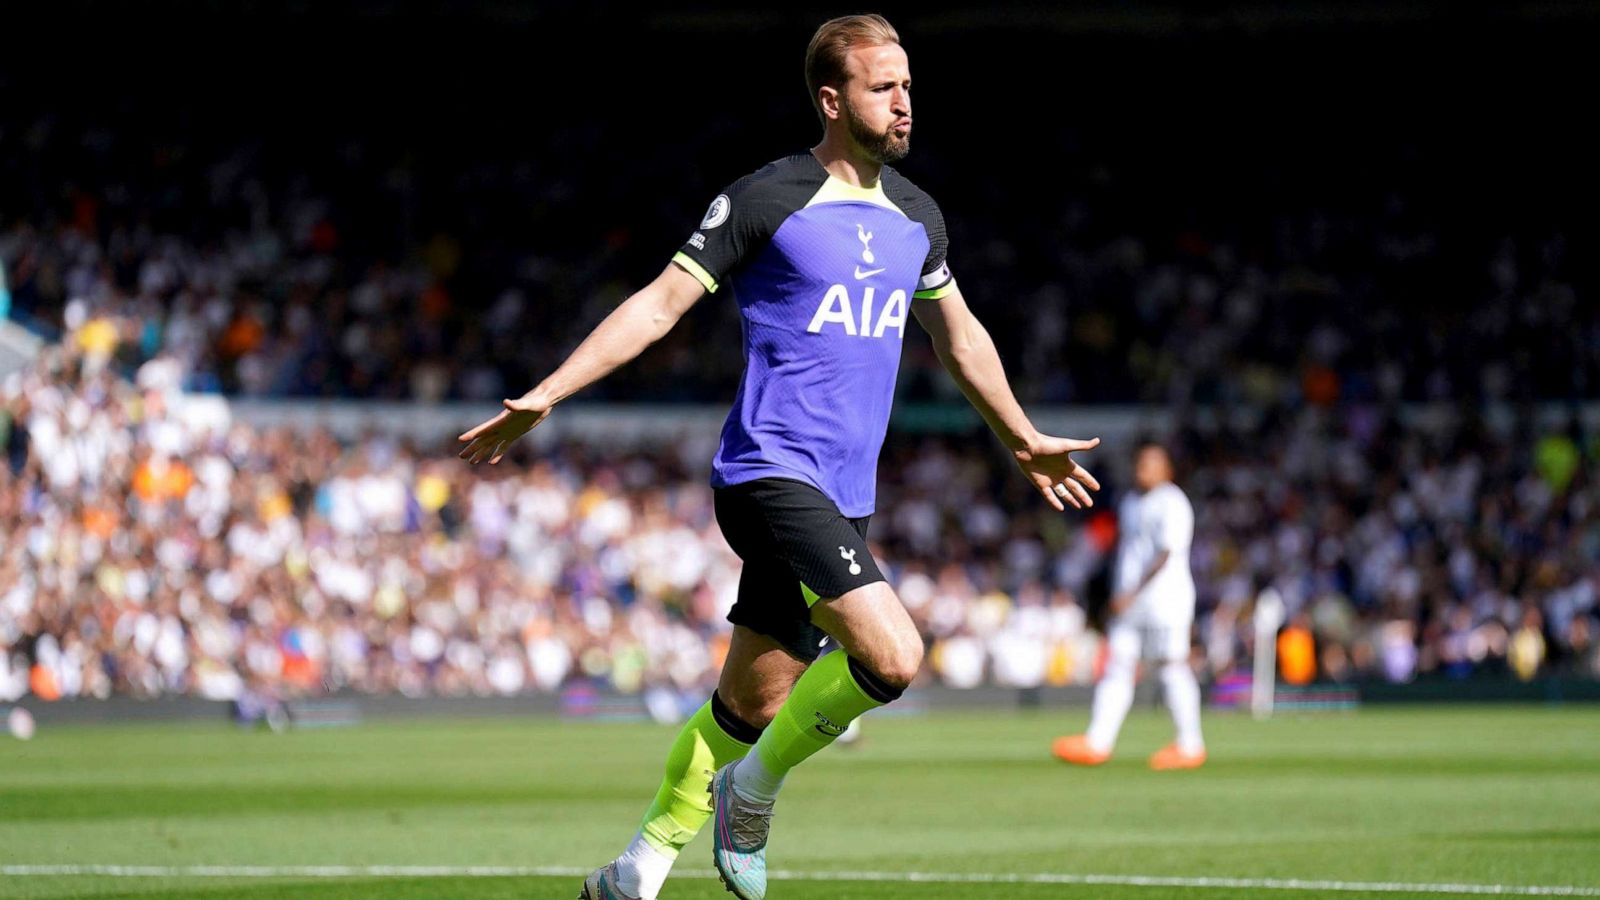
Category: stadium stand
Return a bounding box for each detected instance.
[2,325,1595,702]
[2,10,1595,704]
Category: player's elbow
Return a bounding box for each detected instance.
[943,319,990,366]
[646,305,680,333]
[633,271,701,333]
[627,289,686,337]
[940,336,974,364]
[930,332,973,373]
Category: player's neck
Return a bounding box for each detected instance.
[810,140,883,188]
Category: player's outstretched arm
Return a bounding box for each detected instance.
[912,286,1101,511]
[457,262,706,464]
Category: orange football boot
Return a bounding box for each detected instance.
[1051,734,1111,766]
[1148,743,1207,770]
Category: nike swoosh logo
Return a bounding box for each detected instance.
[854,266,886,280]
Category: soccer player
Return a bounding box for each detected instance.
[1053,442,1205,770]
[458,14,1101,900]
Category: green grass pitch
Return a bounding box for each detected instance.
[1,705,1597,899]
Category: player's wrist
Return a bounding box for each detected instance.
[523,383,560,412]
[1009,430,1045,461]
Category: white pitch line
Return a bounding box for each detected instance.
[1,865,1597,896]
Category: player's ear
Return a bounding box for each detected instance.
[818,86,842,122]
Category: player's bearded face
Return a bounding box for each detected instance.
[841,93,910,163]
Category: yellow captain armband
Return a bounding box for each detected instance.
[913,261,955,300]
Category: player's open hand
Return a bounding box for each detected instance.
[457,393,552,465]
[1015,435,1101,512]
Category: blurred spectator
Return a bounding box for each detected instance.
[1277,613,1317,686]
[1509,608,1546,682]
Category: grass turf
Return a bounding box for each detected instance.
[0,705,1596,899]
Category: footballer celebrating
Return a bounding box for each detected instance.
[458,14,1101,900]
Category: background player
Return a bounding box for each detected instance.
[1053,442,1205,770]
[458,13,1100,900]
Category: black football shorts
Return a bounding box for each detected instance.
[713,477,886,662]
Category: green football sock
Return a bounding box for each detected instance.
[638,694,758,857]
[748,651,897,782]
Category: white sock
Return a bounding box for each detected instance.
[614,832,673,899]
[730,750,785,804]
[1086,668,1135,754]
[1160,661,1205,754]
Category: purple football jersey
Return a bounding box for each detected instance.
[672,154,955,516]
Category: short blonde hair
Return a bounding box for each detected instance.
[804,14,901,122]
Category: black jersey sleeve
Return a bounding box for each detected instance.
[672,155,830,293]
[672,178,761,294]
[884,169,957,300]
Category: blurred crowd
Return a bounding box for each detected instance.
[1178,408,1599,686]
[2,331,1596,705]
[2,96,1592,409]
[2,24,1595,704]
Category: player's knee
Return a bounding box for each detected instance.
[1159,660,1193,682]
[717,684,783,729]
[749,696,787,729]
[870,633,924,692]
[1102,652,1138,683]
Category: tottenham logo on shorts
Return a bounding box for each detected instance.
[839,546,861,575]
[700,194,730,230]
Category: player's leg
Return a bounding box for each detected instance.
[709,479,911,899]
[1149,613,1206,770]
[1054,618,1140,764]
[590,683,768,900]
[713,581,917,899]
[587,483,816,900]
[598,627,804,900]
[731,580,919,801]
